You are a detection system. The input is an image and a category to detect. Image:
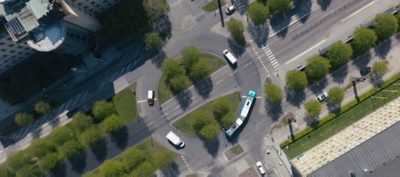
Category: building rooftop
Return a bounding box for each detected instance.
[291,97,400,177]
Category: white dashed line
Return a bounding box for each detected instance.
[137,100,147,103]
[173,105,180,110]
[181,155,193,172]
[215,79,224,85]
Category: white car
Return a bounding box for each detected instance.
[316,91,328,102]
[225,5,235,15]
[256,161,266,175]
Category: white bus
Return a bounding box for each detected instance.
[225,89,256,136]
[223,49,237,66]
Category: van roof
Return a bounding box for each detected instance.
[148,90,154,98]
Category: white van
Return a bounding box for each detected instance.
[166,131,185,148]
[223,49,237,66]
[147,90,155,106]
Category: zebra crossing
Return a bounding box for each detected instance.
[262,44,280,70]
[250,41,280,77]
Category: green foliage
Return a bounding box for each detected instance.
[304,100,322,117]
[327,42,353,67]
[162,59,182,80]
[182,46,200,72]
[29,139,56,158]
[227,18,246,46]
[34,100,51,114]
[152,149,175,168]
[15,165,42,177]
[0,166,13,177]
[99,160,126,177]
[328,87,344,105]
[285,70,308,91]
[212,97,230,120]
[268,0,292,14]
[190,59,210,82]
[58,140,84,159]
[70,112,93,133]
[247,2,269,26]
[372,61,389,77]
[113,84,138,120]
[121,148,146,170]
[100,114,126,134]
[305,55,331,81]
[352,26,377,54]
[80,126,104,146]
[130,161,155,177]
[92,100,115,122]
[38,154,60,172]
[373,13,398,40]
[192,110,213,131]
[6,151,30,171]
[168,74,187,93]
[142,0,169,22]
[144,32,162,49]
[47,126,75,145]
[14,112,34,127]
[198,122,219,140]
[264,83,283,103]
[219,112,235,129]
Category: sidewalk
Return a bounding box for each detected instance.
[271,33,400,144]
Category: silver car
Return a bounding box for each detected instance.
[316,91,328,102]
[256,161,266,175]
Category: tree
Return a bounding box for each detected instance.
[327,87,344,105]
[162,59,182,80]
[131,161,155,177]
[304,100,322,117]
[168,74,187,93]
[352,26,377,54]
[80,126,104,146]
[38,153,60,172]
[29,139,57,158]
[372,61,389,77]
[58,140,84,159]
[327,42,353,67]
[99,160,126,177]
[265,83,283,103]
[6,151,31,171]
[192,110,212,131]
[15,165,42,177]
[373,13,398,40]
[227,18,246,46]
[0,166,13,177]
[92,100,115,122]
[219,112,235,129]
[152,149,175,168]
[247,2,269,26]
[70,112,93,133]
[100,114,126,134]
[285,70,308,91]
[48,126,75,145]
[142,0,169,22]
[212,97,230,120]
[305,55,331,81]
[198,122,219,140]
[144,32,162,49]
[34,100,51,114]
[15,112,34,127]
[181,46,200,72]
[268,0,292,14]
[121,148,146,170]
[190,60,210,82]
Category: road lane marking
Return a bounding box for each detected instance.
[181,155,193,172]
[137,100,147,103]
[215,79,224,85]
[268,9,313,39]
[340,0,376,23]
[243,62,252,68]
[173,105,180,110]
[286,40,326,64]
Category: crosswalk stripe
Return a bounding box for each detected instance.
[272,62,280,67]
[271,60,278,65]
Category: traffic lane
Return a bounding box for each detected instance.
[267,0,374,64]
[232,53,262,95]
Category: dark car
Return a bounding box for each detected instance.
[360,66,371,76]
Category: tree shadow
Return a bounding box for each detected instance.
[294,0,312,23]
[265,101,283,122]
[160,162,180,177]
[351,52,371,70]
[234,0,249,15]
[69,151,87,174]
[111,126,128,149]
[308,77,328,94]
[331,64,348,84]
[227,38,245,57]
[374,39,391,59]
[194,77,213,99]
[48,162,67,177]
[150,50,167,68]
[326,102,341,113]
[285,90,306,107]
[90,138,107,161]
[269,13,291,38]
[176,90,193,111]
[317,0,332,11]
[153,15,172,40]
[370,74,384,87]
[304,116,319,127]
[247,22,269,47]
[202,137,220,157]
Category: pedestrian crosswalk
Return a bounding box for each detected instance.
[262,45,280,70]
[250,41,280,77]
